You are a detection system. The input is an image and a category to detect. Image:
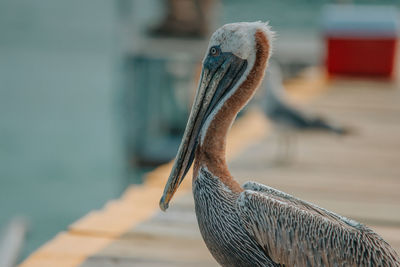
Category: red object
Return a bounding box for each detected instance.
[326,37,397,78]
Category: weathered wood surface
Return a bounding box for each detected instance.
[20,73,400,266]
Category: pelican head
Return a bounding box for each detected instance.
[160,22,273,211]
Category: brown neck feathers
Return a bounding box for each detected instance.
[194,30,270,192]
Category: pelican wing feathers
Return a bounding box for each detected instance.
[237,182,400,266]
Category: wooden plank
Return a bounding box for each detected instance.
[19,233,113,267]
[311,81,400,112]
[82,239,215,267]
[82,233,215,266]
[68,186,167,237]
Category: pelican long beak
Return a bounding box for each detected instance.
[159,51,247,211]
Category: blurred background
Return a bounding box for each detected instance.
[0,0,399,264]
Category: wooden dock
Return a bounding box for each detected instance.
[20,71,400,266]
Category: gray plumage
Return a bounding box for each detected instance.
[194,167,279,266]
[194,167,400,266]
[263,63,347,135]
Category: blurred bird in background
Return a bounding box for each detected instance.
[262,62,351,163]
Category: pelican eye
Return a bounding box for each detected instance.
[209,46,219,56]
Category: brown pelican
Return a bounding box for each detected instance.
[159,22,400,266]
